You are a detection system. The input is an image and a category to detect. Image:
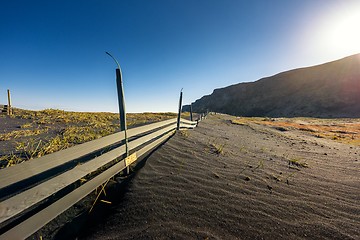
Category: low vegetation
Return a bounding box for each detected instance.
[232,117,360,146]
[288,158,308,168]
[0,109,177,168]
[210,142,225,155]
[0,128,48,141]
[179,130,190,138]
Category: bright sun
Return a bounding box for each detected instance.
[325,11,360,54]
[313,2,360,58]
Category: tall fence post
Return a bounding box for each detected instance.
[176,89,183,131]
[106,52,129,173]
[190,103,193,121]
[115,68,127,134]
[7,89,12,116]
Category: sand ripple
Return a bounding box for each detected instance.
[83,115,360,239]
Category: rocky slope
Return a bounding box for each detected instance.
[183,54,360,117]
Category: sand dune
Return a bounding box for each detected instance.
[80,114,359,239]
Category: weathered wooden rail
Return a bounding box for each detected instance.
[0,117,199,239]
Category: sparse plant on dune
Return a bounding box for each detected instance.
[0,152,23,168]
[231,118,248,126]
[288,158,308,168]
[209,141,225,155]
[255,159,264,169]
[179,130,190,137]
[260,147,267,153]
[20,123,33,129]
[15,139,44,160]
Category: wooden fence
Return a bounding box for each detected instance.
[0,116,200,239]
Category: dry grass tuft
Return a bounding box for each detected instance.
[210,142,225,155]
[179,130,190,138]
[0,128,48,141]
[288,158,308,168]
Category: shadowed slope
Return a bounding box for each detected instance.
[184,54,360,117]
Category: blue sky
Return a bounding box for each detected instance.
[1,0,360,113]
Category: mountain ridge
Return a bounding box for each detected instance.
[183,54,360,117]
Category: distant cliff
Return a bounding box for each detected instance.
[183,54,360,117]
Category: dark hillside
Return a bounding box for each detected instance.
[184,54,360,117]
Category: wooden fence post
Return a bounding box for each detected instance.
[190,103,193,121]
[115,68,127,134]
[7,89,12,115]
[106,52,129,173]
[176,89,183,131]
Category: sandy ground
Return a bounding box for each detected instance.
[0,115,33,154]
[76,114,359,240]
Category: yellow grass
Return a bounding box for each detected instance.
[1,109,177,168]
[232,117,360,146]
[0,128,48,141]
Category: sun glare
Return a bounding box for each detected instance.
[315,3,360,57]
[325,11,360,54]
